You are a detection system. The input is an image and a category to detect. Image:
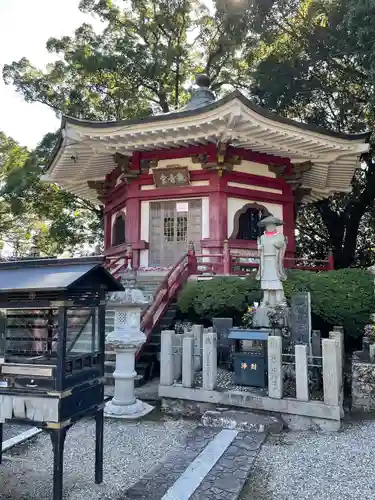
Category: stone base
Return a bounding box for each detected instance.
[104,398,154,420]
[253,306,271,328]
[201,409,283,434]
[159,385,342,431]
[253,305,289,329]
[352,360,375,411]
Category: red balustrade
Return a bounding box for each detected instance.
[106,243,334,357]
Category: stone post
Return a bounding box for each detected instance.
[268,336,283,399]
[311,330,322,358]
[182,336,194,388]
[104,280,154,419]
[329,330,344,382]
[202,331,217,391]
[295,344,309,402]
[173,334,183,381]
[192,324,203,371]
[160,330,174,386]
[322,338,340,406]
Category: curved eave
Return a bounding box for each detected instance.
[61,91,371,142]
[43,90,371,205]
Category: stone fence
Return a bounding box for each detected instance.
[159,327,344,431]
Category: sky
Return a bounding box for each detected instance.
[0,0,215,150]
[0,0,103,149]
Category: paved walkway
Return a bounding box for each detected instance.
[125,427,265,500]
[240,420,375,500]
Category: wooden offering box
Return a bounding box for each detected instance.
[0,257,123,500]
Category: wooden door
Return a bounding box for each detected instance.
[149,200,202,267]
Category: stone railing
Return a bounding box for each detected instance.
[159,328,344,431]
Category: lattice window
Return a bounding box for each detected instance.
[237,208,263,241]
[164,217,175,242]
[176,216,188,242]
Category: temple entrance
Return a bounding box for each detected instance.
[149,200,202,267]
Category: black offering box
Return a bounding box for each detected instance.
[0,257,123,500]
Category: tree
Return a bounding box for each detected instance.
[3,0,256,119]
[0,131,103,256]
[4,0,375,267]
[248,0,375,268]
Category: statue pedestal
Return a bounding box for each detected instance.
[253,306,272,328]
[253,305,289,330]
[104,332,154,420]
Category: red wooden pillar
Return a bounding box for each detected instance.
[187,242,198,275]
[125,197,140,268]
[282,183,295,268]
[208,174,228,244]
[328,249,335,270]
[104,212,112,251]
[223,239,231,275]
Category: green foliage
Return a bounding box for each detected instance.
[177,277,262,324]
[3,0,257,119]
[3,0,375,264]
[178,269,373,337]
[284,269,373,337]
[249,0,375,268]
[0,131,102,256]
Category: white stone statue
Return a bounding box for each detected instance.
[256,215,287,307]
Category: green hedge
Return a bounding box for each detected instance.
[177,269,373,337]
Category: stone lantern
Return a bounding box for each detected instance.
[104,266,154,419]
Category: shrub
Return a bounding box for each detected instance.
[177,269,373,338]
[177,277,261,325]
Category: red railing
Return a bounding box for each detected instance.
[137,248,196,358]
[193,241,334,276]
[106,242,334,357]
[104,246,132,277]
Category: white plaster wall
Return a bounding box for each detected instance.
[227,197,283,238]
[233,160,276,178]
[201,197,209,239]
[139,197,209,267]
[140,201,150,267]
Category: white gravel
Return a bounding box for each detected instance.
[0,416,196,500]
[241,420,375,500]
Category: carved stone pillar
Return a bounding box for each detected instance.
[104,271,153,419]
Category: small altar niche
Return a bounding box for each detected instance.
[0,256,123,500]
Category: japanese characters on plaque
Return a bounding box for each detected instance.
[153,166,190,188]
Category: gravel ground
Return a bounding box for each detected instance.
[0,416,196,500]
[240,420,375,500]
[2,424,35,442]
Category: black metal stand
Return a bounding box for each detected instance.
[50,427,67,500]
[95,408,104,484]
[0,422,3,465]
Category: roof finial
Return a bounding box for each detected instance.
[195,73,211,89]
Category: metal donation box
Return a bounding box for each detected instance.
[0,257,123,500]
[229,329,269,388]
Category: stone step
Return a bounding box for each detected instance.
[201,409,283,434]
